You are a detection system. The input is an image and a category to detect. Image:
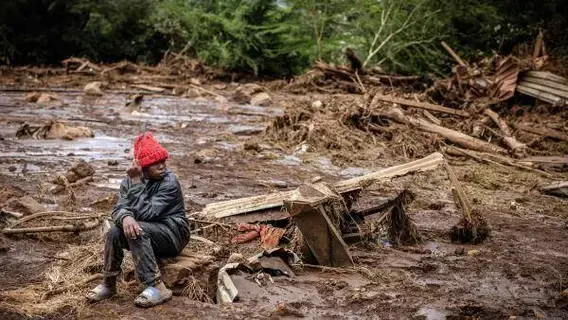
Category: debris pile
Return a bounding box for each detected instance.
[50,160,95,195]
[16,121,94,140]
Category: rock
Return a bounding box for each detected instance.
[243,141,261,152]
[189,78,202,86]
[214,95,229,103]
[0,186,25,205]
[213,83,227,90]
[24,92,42,102]
[233,83,264,104]
[107,160,119,166]
[36,93,59,105]
[227,253,245,264]
[8,166,17,172]
[84,81,104,96]
[7,196,44,215]
[160,251,219,301]
[45,122,94,140]
[172,87,185,96]
[312,100,323,108]
[70,159,96,180]
[184,88,203,99]
[250,92,272,106]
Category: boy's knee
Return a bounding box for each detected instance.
[106,225,123,241]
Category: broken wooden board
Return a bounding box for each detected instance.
[202,152,445,219]
[284,184,353,267]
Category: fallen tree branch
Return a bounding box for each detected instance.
[371,93,470,117]
[441,41,466,67]
[443,146,552,177]
[2,219,103,234]
[7,211,76,228]
[512,123,568,142]
[484,109,527,154]
[381,107,506,154]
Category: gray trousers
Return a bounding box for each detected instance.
[103,221,185,287]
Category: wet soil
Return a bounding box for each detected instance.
[1,86,568,319]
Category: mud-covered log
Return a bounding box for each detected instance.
[382,107,507,154]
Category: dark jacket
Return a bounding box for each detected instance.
[111,170,189,251]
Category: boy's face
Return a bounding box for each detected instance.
[145,160,167,180]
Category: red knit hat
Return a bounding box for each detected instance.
[133,132,169,168]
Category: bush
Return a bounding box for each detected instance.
[1,0,567,75]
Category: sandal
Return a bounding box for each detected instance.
[86,284,116,302]
[134,286,172,308]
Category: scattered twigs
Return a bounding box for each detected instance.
[42,273,103,300]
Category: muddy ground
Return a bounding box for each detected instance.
[1,78,568,319]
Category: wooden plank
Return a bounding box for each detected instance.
[516,84,565,106]
[522,76,568,93]
[524,71,568,85]
[371,93,470,117]
[335,151,445,193]
[203,152,445,219]
[518,81,568,100]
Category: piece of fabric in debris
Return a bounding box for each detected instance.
[231,223,285,249]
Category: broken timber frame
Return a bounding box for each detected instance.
[202,152,445,219]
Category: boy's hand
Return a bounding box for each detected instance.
[126,160,142,183]
[122,216,142,239]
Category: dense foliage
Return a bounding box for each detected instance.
[1,0,566,76]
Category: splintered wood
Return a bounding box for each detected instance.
[202,152,445,219]
[283,184,354,267]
